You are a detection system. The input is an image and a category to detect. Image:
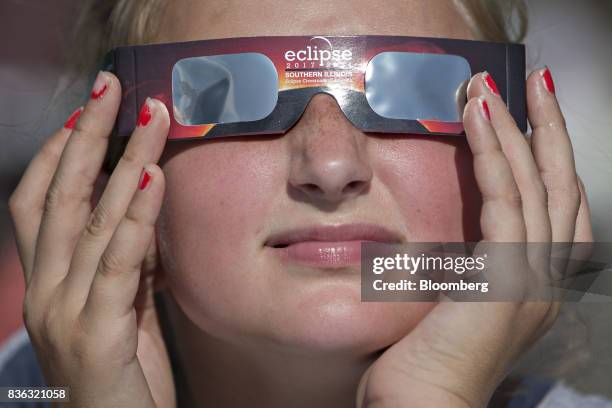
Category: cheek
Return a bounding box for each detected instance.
[375,138,482,241]
[157,141,287,338]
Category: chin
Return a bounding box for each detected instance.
[266,283,436,355]
[165,262,436,356]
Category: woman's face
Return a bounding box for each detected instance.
[157,0,482,353]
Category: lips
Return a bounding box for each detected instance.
[265,224,402,268]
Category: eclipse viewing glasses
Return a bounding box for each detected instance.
[104,35,526,141]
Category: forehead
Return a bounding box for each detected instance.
[158,0,477,43]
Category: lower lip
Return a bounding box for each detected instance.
[274,241,364,268]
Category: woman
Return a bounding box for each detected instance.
[4,0,595,406]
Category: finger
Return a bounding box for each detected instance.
[83,164,165,323]
[463,95,526,242]
[467,72,551,243]
[527,67,581,243]
[9,109,81,282]
[31,71,120,294]
[468,72,552,286]
[61,98,169,305]
[565,177,594,280]
[573,177,593,242]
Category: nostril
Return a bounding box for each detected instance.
[342,180,365,195]
[303,183,324,195]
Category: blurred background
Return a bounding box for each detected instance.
[1,0,611,397]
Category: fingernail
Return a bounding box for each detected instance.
[64,107,83,129]
[479,96,491,121]
[483,71,500,96]
[137,99,152,127]
[139,168,152,190]
[541,67,555,94]
[90,71,109,100]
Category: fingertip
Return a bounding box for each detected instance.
[89,71,119,101]
[137,164,165,194]
[527,67,555,100]
[482,71,501,97]
[75,71,122,138]
[101,70,122,93]
[149,98,171,126]
[478,96,491,122]
[463,96,491,131]
[136,97,170,140]
[138,168,153,191]
[540,67,556,94]
[466,72,487,100]
[63,106,84,130]
[527,66,567,132]
[131,165,165,228]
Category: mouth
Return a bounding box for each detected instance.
[265,223,403,269]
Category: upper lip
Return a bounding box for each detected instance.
[265,223,404,248]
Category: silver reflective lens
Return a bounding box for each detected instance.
[365,52,471,121]
[172,53,279,125]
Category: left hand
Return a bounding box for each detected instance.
[356,69,593,408]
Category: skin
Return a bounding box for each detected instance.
[8,0,593,407]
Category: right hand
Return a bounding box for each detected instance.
[9,71,175,407]
[356,70,593,408]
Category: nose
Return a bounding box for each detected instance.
[288,93,373,205]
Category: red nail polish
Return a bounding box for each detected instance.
[64,107,83,129]
[137,102,152,127]
[90,84,108,99]
[480,97,491,121]
[90,71,109,100]
[483,72,500,96]
[139,170,152,190]
[541,67,555,94]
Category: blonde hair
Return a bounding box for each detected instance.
[458,0,527,42]
[71,0,527,73]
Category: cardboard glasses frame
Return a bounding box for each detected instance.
[103,35,526,142]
